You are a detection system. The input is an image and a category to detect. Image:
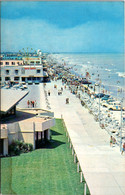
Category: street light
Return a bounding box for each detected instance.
[120,98,123,152]
[99,81,101,125]
[97,74,101,125]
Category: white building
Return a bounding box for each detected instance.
[1,65,49,84]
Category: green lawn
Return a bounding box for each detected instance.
[1,119,90,195]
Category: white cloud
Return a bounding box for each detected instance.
[1,18,124,53]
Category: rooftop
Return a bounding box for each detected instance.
[1,88,29,114]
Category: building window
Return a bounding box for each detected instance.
[21,68,25,74]
[5,62,9,65]
[22,77,26,81]
[27,77,32,81]
[15,70,18,75]
[5,77,10,81]
[30,61,34,64]
[14,77,19,81]
[0,62,3,65]
[12,62,15,65]
[36,61,40,64]
[0,77,1,81]
[37,77,41,80]
[37,69,41,73]
[6,70,10,75]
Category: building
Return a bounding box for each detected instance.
[0,59,24,66]
[0,88,29,156]
[0,109,55,156]
[23,57,42,65]
[1,88,29,116]
[0,64,49,84]
[0,88,55,156]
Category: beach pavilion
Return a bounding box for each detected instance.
[0,88,55,156]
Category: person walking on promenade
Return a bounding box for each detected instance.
[121,142,125,155]
[30,101,33,108]
[35,100,37,107]
[27,100,30,108]
[110,136,113,147]
[66,98,69,104]
[48,90,50,96]
[32,100,35,108]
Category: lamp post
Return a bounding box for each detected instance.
[99,82,101,125]
[98,77,101,125]
[120,98,123,152]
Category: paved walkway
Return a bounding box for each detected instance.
[43,80,125,195]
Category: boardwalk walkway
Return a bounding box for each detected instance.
[44,80,125,195]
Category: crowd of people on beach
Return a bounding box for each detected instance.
[45,56,125,155]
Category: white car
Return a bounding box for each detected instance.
[107,101,121,111]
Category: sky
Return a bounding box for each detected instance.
[1,1,124,53]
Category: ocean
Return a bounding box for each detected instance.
[48,53,125,100]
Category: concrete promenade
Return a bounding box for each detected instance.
[44,80,125,195]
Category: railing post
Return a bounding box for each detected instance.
[74,153,77,163]
[84,182,87,195]
[80,171,83,183]
[77,162,80,172]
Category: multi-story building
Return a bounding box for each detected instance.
[23,57,42,65]
[1,65,44,83]
[0,88,55,156]
[0,59,24,66]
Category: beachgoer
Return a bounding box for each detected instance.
[110,136,113,147]
[27,100,30,108]
[121,142,125,155]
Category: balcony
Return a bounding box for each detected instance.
[36,118,55,131]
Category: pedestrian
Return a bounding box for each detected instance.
[34,100,37,107]
[30,101,33,108]
[110,136,113,147]
[27,100,30,108]
[61,87,63,91]
[66,98,69,104]
[32,100,35,107]
[121,142,125,155]
[48,90,50,96]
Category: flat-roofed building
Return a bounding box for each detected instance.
[1,88,29,116]
[0,65,49,84]
[0,59,24,66]
[23,57,42,65]
[0,109,55,156]
[0,88,55,156]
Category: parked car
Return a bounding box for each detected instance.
[101,98,115,107]
[95,93,105,98]
[101,95,110,101]
[107,101,121,111]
